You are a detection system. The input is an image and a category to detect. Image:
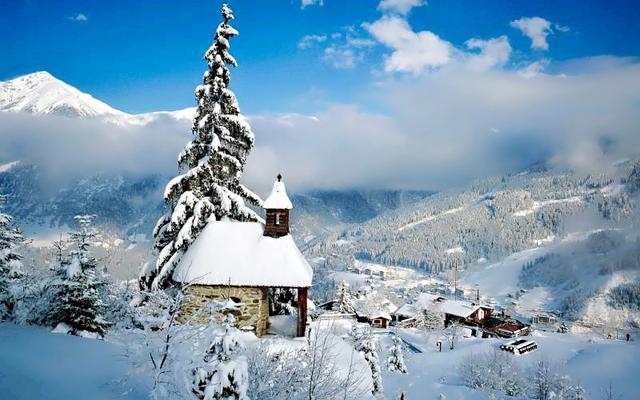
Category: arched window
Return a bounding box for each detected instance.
[275,212,281,225]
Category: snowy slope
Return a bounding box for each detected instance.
[0,324,149,400]
[0,160,21,173]
[460,228,640,329]
[2,318,639,399]
[0,72,125,118]
[460,232,590,312]
[380,329,640,399]
[306,163,637,273]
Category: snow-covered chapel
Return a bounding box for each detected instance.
[172,175,313,337]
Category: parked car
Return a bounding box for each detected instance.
[500,339,538,355]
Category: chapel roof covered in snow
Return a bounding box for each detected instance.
[172,220,312,288]
[263,174,293,209]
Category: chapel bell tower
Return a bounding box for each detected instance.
[263,174,292,238]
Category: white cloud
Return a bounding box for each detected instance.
[363,15,452,74]
[68,13,88,22]
[2,58,639,193]
[323,45,360,69]
[242,57,640,191]
[346,37,376,48]
[301,0,323,9]
[311,28,376,69]
[298,34,328,49]
[517,59,550,79]
[0,113,186,186]
[465,36,512,71]
[554,24,570,33]
[510,16,553,51]
[377,0,426,15]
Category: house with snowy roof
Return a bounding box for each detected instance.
[392,293,446,325]
[172,175,313,337]
[352,293,398,328]
[438,299,492,327]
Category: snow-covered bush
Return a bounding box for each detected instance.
[10,266,55,325]
[444,322,463,350]
[459,350,525,397]
[460,352,584,399]
[335,280,355,313]
[247,323,368,400]
[117,288,259,400]
[119,290,217,399]
[387,333,407,373]
[103,279,139,330]
[528,360,585,400]
[192,314,249,400]
[352,323,383,397]
[247,343,308,400]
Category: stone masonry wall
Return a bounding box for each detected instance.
[180,285,270,336]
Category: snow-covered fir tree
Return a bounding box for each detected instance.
[387,333,407,374]
[351,324,383,397]
[50,215,110,338]
[141,3,262,291]
[416,309,444,331]
[192,314,249,400]
[335,280,355,313]
[0,195,26,321]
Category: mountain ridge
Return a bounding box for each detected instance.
[0,71,194,124]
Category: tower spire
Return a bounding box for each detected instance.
[263,174,293,238]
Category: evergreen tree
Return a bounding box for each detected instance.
[351,324,383,397]
[50,215,110,338]
[387,333,407,373]
[70,215,99,270]
[192,314,249,400]
[0,195,26,321]
[335,280,355,313]
[416,309,444,331]
[141,3,262,291]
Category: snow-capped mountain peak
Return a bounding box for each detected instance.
[0,71,197,125]
[0,71,125,118]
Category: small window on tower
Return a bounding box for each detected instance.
[275,213,281,225]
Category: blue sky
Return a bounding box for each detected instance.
[2,0,640,191]
[1,0,639,114]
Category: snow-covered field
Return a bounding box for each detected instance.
[381,329,640,399]
[0,324,149,400]
[3,322,638,399]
